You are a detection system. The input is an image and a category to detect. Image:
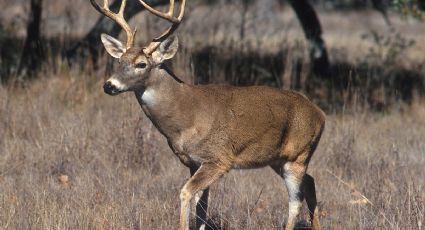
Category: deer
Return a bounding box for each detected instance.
[90,0,325,229]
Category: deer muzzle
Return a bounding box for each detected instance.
[103,80,121,95]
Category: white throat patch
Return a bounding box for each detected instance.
[141,88,157,106]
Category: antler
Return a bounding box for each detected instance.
[139,0,186,55]
[90,0,136,49]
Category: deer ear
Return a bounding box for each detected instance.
[101,33,126,59]
[152,36,179,63]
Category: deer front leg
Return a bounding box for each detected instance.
[189,166,210,230]
[180,163,229,230]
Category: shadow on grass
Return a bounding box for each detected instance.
[190,216,226,230]
[188,216,313,230]
[323,61,425,111]
[192,46,425,112]
[294,220,313,229]
[2,36,423,112]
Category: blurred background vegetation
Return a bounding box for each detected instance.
[0,0,424,112]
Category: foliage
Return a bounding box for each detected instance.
[362,29,415,66]
[393,0,425,20]
[316,0,424,20]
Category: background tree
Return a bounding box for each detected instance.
[286,0,329,77]
[18,0,44,78]
[238,0,255,40]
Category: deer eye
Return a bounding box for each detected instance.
[135,62,147,69]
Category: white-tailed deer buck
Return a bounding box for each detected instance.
[90,0,325,229]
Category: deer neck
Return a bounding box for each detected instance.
[134,65,194,139]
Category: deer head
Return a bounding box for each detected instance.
[90,0,186,95]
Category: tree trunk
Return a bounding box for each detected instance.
[18,0,44,78]
[287,0,330,77]
[66,0,167,68]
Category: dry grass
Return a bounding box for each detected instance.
[0,68,424,229]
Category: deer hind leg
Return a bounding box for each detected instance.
[180,163,228,230]
[189,166,211,230]
[272,162,306,230]
[272,161,321,230]
[302,174,321,230]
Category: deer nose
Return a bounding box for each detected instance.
[103,81,117,95]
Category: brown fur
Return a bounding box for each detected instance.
[102,38,325,230]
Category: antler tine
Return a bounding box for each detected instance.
[139,0,179,23]
[118,0,126,16]
[90,0,136,49]
[139,0,186,55]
